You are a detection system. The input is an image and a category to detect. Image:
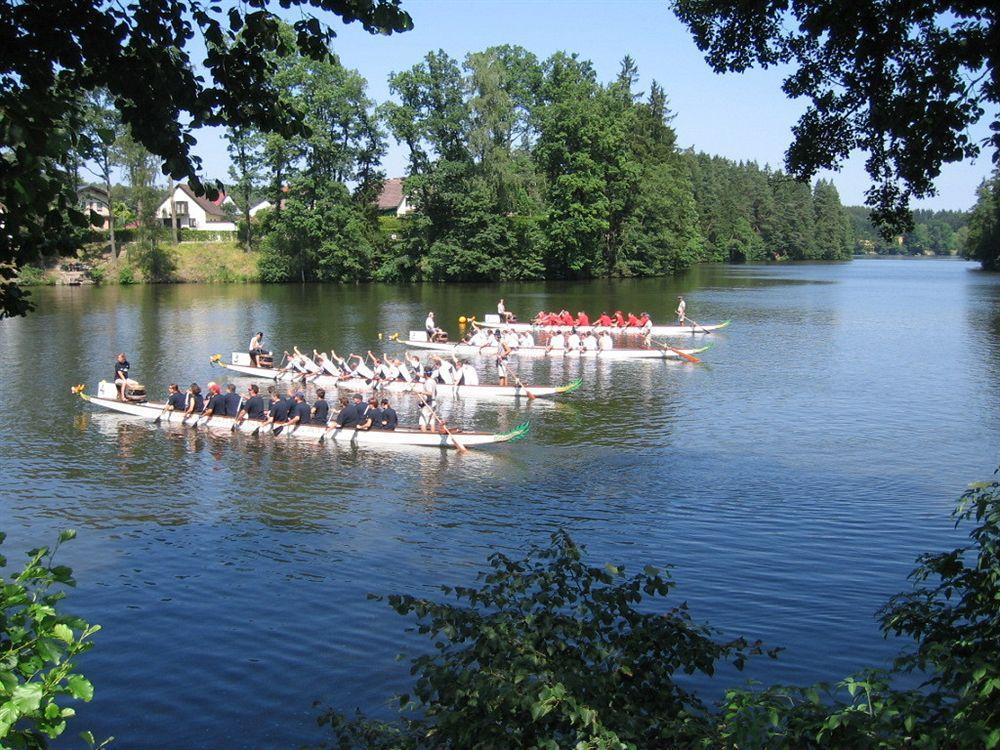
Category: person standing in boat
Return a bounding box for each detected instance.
[164,384,186,414]
[495,344,511,387]
[249,332,266,367]
[311,389,330,425]
[379,399,398,431]
[114,353,130,401]
[676,296,686,324]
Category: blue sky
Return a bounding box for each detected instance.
[194,0,991,210]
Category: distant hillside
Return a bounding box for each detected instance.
[845,206,968,256]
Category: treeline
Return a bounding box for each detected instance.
[234,38,856,282]
[846,206,969,256]
[72,35,859,283]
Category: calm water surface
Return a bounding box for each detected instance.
[1,259,998,748]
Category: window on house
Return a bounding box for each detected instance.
[175,201,188,215]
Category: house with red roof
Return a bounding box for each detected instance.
[157,184,238,232]
[376,178,413,217]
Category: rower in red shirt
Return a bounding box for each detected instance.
[637,312,651,328]
[544,312,562,325]
[575,311,590,326]
[596,311,613,327]
[613,310,626,327]
[626,312,641,327]
[560,310,574,325]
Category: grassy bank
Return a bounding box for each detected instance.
[18,239,261,286]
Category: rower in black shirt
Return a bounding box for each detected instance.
[268,391,292,425]
[358,398,380,431]
[333,397,358,428]
[184,383,204,419]
[224,384,242,418]
[164,384,186,413]
[114,353,130,401]
[238,384,266,423]
[379,399,398,431]
[311,388,330,425]
[287,392,312,430]
[202,383,227,421]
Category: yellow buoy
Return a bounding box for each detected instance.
[378,332,383,340]
[458,315,467,324]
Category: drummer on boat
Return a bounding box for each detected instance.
[249,332,268,367]
[676,296,686,325]
[114,352,131,401]
[497,298,515,323]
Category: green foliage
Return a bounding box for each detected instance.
[321,475,1000,750]
[964,169,1000,271]
[85,266,106,285]
[0,530,104,747]
[259,179,377,283]
[318,531,776,748]
[117,265,136,286]
[672,0,996,235]
[0,0,411,318]
[15,266,53,287]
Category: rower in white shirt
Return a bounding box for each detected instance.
[469,329,488,347]
[519,332,534,348]
[346,354,375,380]
[582,332,599,351]
[457,359,479,385]
[599,331,614,350]
[566,331,581,351]
[548,332,565,351]
[435,356,457,385]
[293,347,321,373]
[504,330,519,348]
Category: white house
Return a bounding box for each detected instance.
[157,184,238,232]
[376,178,414,217]
[78,185,111,229]
[249,200,274,217]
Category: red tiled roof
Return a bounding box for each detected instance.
[376,178,405,210]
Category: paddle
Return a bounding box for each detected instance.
[651,337,701,364]
[318,423,343,444]
[423,401,469,454]
[682,315,713,335]
[152,403,171,424]
[507,363,536,400]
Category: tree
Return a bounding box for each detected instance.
[812,180,851,260]
[964,169,1000,270]
[0,0,412,318]
[227,127,266,251]
[672,0,998,236]
[79,90,124,261]
[319,531,776,748]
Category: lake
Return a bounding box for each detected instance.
[1,258,998,748]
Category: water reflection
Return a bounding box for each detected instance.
[1,260,998,749]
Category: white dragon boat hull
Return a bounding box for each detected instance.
[403,336,710,360]
[214,356,582,399]
[473,313,730,336]
[75,384,528,450]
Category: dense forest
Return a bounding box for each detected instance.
[845,206,969,256]
[68,38,861,285]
